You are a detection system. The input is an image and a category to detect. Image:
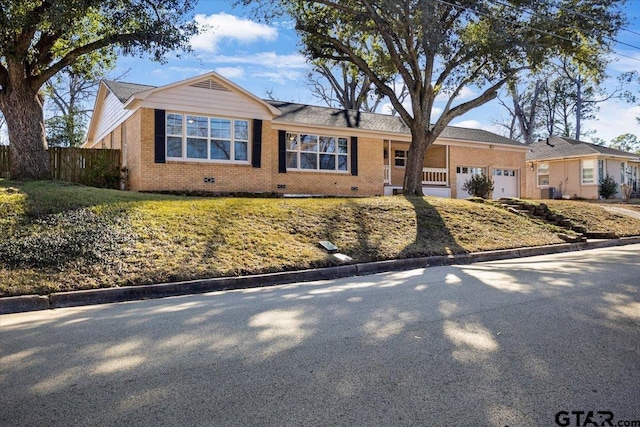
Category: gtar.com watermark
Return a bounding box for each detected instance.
[555,411,640,427]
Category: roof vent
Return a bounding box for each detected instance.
[189,78,231,92]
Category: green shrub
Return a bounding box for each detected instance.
[599,174,618,199]
[461,174,494,199]
[81,154,121,189]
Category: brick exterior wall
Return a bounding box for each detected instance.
[274,136,383,196]
[96,106,527,197]
[123,108,385,196]
[124,110,143,191]
[449,145,525,199]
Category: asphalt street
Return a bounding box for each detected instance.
[1,245,639,426]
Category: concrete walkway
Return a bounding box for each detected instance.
[600,205,640,220]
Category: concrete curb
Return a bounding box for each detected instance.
[2,236,640,315]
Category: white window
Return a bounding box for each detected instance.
[582,159,595,184]
[598,159,605,183]
[493,169,516,177]
[457,166,484,175]
[286,133,348,172]
[166,113,249,163]
[394,150,407,167]
[537,162,549,186]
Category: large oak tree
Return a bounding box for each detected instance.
[241,0,626,195]
[0,0,198,179]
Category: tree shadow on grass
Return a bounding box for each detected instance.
[398,195,466,258]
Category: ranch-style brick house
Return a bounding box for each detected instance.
[83,71,528,198]
[525,136,640,199]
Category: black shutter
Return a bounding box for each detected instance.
[251,119,262,168]
[154,109,166,164]
[278,130,287,173]
[350,136,358,176]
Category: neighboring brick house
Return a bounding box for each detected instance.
[84,71,528,198]
[525,136,640,199]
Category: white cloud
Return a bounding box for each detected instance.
[451,119,499,133]
[252,70,304,85]
[585,100,640,142]
[208,52,307,69]
[435,86,476,102]
[166,66,208,75]
[191,13,278,53]
[215,67,246,80]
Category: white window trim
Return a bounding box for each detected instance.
[285,132,350,173]
[581,159,596,185]
[165,112,251,164]
[537,162,550,188]
[394,150,407,168]
[456,166,486,176]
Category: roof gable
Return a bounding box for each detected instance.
[124,71,281,117]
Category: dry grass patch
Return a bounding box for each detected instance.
[1,181,569,296]
[544,199,640,236]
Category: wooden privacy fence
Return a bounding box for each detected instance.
[50,147,121,187]
[1,146,122,188]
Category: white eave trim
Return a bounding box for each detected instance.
[528,153,640,162]
[271,121,528,151]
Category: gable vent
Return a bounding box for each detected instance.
[189,78,231,92]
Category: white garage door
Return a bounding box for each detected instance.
[456,166,485,199]
[492,168,518,199]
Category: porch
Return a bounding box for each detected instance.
[383,166,451,197]
[383,140,451,197]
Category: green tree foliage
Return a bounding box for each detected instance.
[43,44,119,147]
[0,0,198,179]
[240,0,626,195]
[599,174,618,199]
[609,133,640,153]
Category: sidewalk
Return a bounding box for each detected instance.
[2,236,640,315]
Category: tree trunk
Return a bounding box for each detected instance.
[0,87,50,180]
[403,129,431,196]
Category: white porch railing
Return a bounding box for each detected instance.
[384,166,448,185]
[422,167,448,185]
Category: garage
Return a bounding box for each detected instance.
[455,166,485,199]
[492,168,519,199]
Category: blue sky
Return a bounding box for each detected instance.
[115,0,640,143]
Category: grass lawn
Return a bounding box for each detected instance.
[1,180,636,297]
[544,200,640,236]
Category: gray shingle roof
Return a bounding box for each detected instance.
[103,80,155,103]
[268,101,524,147]
[526,136,640,161]
[103,79,523,148]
